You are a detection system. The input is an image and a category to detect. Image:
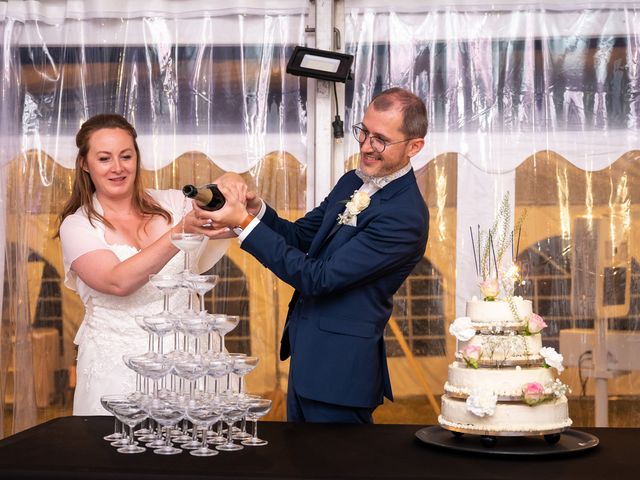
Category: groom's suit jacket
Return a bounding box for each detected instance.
[241,169,429,408]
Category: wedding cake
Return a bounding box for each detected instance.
[438,196,571,439]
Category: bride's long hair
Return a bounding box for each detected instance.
[55,114,172,236]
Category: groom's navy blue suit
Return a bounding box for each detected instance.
[240,169,428,411]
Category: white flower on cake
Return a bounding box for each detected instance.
[540,347,564,373]
[466,388,498,417]
[546,378,571,398]
[337,190,370,226]
[449,317,476,342]
[525,313,547,335]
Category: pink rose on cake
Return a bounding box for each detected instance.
[525,313,547,335]
[461,345,482,369]
[522,382,545,405]
[479,278,500,301]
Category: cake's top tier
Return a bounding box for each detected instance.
[466,296,532,328]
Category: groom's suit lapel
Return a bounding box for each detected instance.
[308,174,363,257]
[307,169,416,257]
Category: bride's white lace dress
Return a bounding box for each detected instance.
[60,189,228,415]
[73,248,186,415]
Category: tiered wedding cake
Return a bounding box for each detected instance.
[438,196,571,440]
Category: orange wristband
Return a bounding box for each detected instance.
[237,213,255,230]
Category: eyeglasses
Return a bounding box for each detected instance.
[352,124,413,153]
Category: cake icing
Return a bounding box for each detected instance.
[440,395,571,433]
[466,296,532,328]
[440,197,571,437]
[439,297,572,436]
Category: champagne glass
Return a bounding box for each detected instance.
[100,394,128,443]
[137,353,173,396]
[215,400,248,452]
[210,314,239,353]
[224,353,246,395]
[149,273,183,314]
[241,398,272,447]
[185,399,223,456]
[184,274,219,313]
[172,353,208,398]
[206,354,234,399]
[134,315,156,356]
[231,356,259,397]
[110,401,148,454]
[170,232,205,276]
[232,394,261,441]
[147,398,185,455]
[176,312,211,353]
[143,314,175,354]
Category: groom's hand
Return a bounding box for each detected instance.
[214,172,262,216]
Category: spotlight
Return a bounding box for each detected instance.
[286,46,353,83]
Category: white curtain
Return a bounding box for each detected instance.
[345,1,640,426]
[0,0,308,435]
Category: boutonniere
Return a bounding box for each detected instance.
[337,190,370,226]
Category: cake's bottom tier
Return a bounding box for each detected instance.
[438,394,572,435]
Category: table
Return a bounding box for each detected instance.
[0,417,636,480]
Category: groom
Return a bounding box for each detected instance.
[199,87,429,423]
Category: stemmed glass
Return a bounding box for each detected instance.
[143,314,175,354]
[172,353,209,398]
[185,274,219,313]
[170,232,205,276]
[176,312,212,354]
[149,273,183,315]
[185,399,223,456]
[134,315,156,356]
[210,314,239,353]
[100,394,128,443]
[206,354,234,399]
[147,398,185,455]
[110,400,149,454]
[241,398,272,447]
[215,400,248,452]
[232,356,259,397]
[137,353,173,396]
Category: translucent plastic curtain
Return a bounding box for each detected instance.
[345,2,640,426]
[0,4,308,436]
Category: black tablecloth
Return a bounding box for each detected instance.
[0,416,635,480]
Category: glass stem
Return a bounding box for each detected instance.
[163,293,170,313]
[253,420,259,440]
[201,425,208,449]
[226,421,234,446]
[165,427,173,448]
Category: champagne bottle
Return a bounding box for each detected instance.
[182,184,226,211]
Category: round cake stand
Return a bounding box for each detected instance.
[415,426,599,456]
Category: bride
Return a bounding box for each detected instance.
[57,114,229,415]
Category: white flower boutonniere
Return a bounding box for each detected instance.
[337,190,370,226]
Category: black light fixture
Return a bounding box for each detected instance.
[286,46,353,83]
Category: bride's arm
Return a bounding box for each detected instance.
[63,206,213,296]
[69,223,183,296]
